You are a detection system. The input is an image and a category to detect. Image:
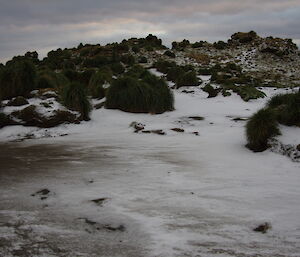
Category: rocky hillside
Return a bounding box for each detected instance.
[0,32,299,130]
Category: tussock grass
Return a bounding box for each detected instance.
[106,67,174,114]
[61,82,91,121]
[246,108,280,152]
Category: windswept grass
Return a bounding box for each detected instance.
[246,108,280,152]
[60,82,91,121]
[106,67,174,114]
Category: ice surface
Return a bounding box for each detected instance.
[0,87,299,257]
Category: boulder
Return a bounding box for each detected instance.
[7,96,29,107]
[0,113,17,128]
[41,110,79,128]
[11,105,79,128]
[11,105,43,127]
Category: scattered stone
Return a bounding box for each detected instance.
[94,102,105,109]
[11,107,79,128]
[231,117,248,121]
[188,116,204,121]
[182,90,195,94]
[150,129,166,135]
[81,218,126,232]
[83,218,97,226]
[0,113,18,128]
[141,130,151,134]
[11,105,42,127]
[253,222,271,233]
[103,224,126,232]
[171,128,184,133]
[39,89,58,99]
[40,102,52,108]
[192,132,199,136]
[31,188,50,196]
[130,122,145,132]
[7,96,29,107]
[270,139,300,162]
[31,188,51,200]
[91,198,109,206]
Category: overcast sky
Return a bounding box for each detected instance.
[1,0,300,63]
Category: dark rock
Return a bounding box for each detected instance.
[38,89,58,100]
[0,113,18,128]
[202,84,220,98]
[11,106,79,128]
[41,110,79,128]
[103,224,126,232]
[11,105,43,127]
[91,198,109,206]
[40,102,52,108]
[232,117,248,121]
[141,130,151,134]
[150,129,166,135]
[253,222,271,233]
[188,116,204,121]
[182,90,195,94]
[84,218,97,226]
[81,218,125,232]
[94,102,105,109]
[192,132,199,136]
[31,189,51,200]
[130,122,145,132]
[297,144,300,151]
[7,96,29,107]
[171,128,184,133]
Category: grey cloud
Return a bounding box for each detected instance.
[0,0,299,62]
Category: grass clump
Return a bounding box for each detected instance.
[106,67,174,114]
[88,70,112,99]
[37,69,69,89]
[0,60,36,100]
[267,90,300,126]
[60,82,91,120]
[246,108,280,152]
[176,71,200,88]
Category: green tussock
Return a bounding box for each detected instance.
[88,70,112,99]
[246,108,280,152]
[37,69,69,89]
[60,82,91,121]
[0,60,36,100]
[105,67,174,114]
[267,90,300,126]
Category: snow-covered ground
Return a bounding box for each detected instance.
[0,87,299,257]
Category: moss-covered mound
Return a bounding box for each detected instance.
[105,67,174,114]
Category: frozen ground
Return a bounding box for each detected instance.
[0,87,300,257]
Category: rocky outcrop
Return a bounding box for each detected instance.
[259,37,298,57]
[7,96,29,107]
[10,105,79,128]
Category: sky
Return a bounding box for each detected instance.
[1,0,300,63]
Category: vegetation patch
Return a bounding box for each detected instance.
[60,82,91,120]
[246,108,280,152]
[106,67,174,114]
